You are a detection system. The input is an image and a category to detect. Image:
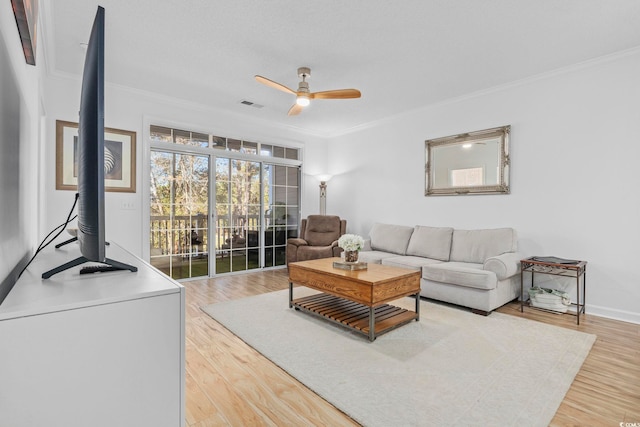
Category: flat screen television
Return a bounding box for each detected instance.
[42,6,135,279]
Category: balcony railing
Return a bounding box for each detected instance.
[149,214,293,257]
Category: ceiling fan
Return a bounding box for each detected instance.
[255,67,361,116]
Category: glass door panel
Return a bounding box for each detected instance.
[215,158,262,273]
[263,164,299,268]
[150,151,209,279]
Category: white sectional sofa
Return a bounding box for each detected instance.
[358,223,523,314]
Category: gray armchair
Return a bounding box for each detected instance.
[287,215,347,264]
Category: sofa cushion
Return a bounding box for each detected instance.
[405,226,454,261]
[357,250,398,265]
[304,215,341,246]
[369,223,414,255]
[449,228,517,264]
[422,262,497,290]
[381,256,443,270]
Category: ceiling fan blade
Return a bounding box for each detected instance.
[288,103,304,116]
[310,89,361,100]
[255,75,296,95]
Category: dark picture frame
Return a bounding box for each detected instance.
[10,0,38,65]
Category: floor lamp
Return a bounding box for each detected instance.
[316,175,332,215]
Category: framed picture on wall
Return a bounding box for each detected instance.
[55,120,136,193]
[10,0,38,65]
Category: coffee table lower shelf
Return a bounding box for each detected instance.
[291,293,418,341]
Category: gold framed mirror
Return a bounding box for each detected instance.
[425,125,510,196]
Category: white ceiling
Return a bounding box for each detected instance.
[41,0,640,137]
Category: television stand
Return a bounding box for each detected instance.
[80,263,133,274]
[55,237,111,249]
[42,256,137,279]
[0,241,185,427]
[55,236,77,248]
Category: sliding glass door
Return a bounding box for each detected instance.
[214,158,261,274]
[150,153,299,280]
[149,151,209,279]
[263,163,299,267]
[149,125,301,280]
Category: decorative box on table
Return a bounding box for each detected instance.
[332,261,368,271]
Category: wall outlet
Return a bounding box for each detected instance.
[121,201,135,210]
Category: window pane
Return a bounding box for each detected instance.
[227,139,242,152]
[212,135,226,149]
[192,132,209,148]
[275,227,287,245]
[150,151,173,210]
[285,148,298,160]
[216,182,230,203]
[260,144,273,156]
[173,129,191,145]
[287,167,298,185]
[217,204,230,218]
[275,246,286,266]
[274,186,286,205]
[150,125,172,142]
[243,141,258,155]
[274,165,286,185]
[287,187,298,206]
[273,146,285,158]
[216,158,230,180]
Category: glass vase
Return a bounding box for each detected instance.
[344,250,359,263]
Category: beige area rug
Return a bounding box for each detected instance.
[202,289,595,427]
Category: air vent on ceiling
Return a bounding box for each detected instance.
[240,100,264,109]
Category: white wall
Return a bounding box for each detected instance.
[327,50,640,324]
[0,3,40,286]
[42,75,328,259]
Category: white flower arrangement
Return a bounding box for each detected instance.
[338,234,365,252]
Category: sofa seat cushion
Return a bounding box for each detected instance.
[405,226,454,261]
[422,262,497,290]
[382,256,443,270]
[369,223,414,255]
[357,250,398,265]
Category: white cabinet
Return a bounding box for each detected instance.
[0,242,185,427]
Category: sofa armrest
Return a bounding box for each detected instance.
[287,238,308,247]
[483,252,523,280]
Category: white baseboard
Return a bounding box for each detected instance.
[586,304,640,325]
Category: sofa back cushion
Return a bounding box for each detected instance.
[449,228,518,263]
[304,215,342,246]
[406,226,454,261]
[369,223,414,255]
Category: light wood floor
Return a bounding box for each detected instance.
[184,268,640,426]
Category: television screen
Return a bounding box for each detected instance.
[77,5,106,262]
[42,6,136,279]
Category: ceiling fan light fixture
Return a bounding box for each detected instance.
[255,67,361,116]
[296,95,310,107]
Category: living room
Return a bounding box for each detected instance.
[34,2,640,323]
[1,1,639,426]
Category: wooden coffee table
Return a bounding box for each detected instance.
[288,258,421,341]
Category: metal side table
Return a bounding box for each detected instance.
[520,257,587,325]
